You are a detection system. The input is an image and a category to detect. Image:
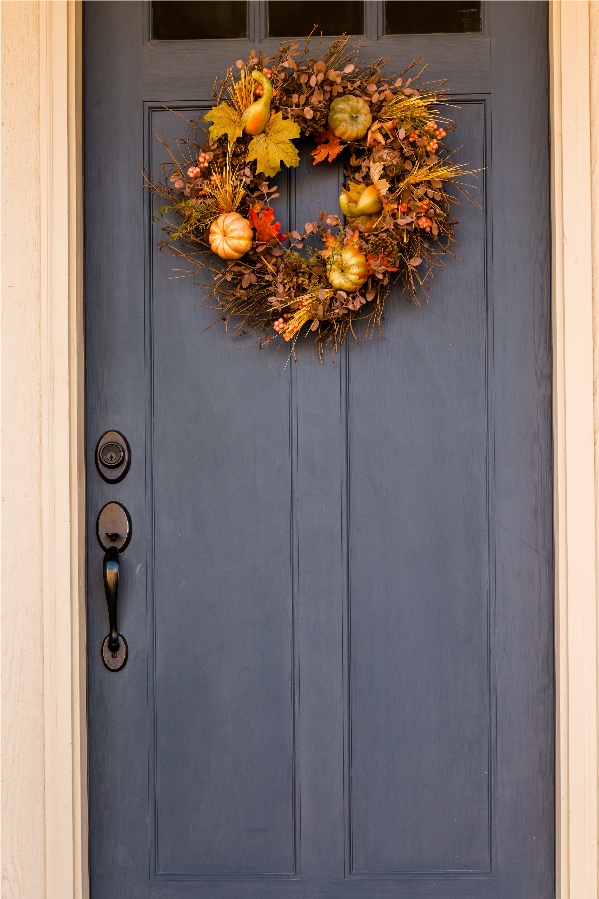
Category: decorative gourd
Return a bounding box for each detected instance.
[347,214,380,233]
[241,72,273,136]
[326,245,370,292]
[339,183,383,218]
[209,212,254,259]
[328,96,372,141]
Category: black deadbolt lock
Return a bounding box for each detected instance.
[96,430,130,483]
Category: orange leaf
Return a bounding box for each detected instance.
[249,205,287,243]
[311,129,343,165]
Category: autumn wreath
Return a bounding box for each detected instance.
[147,38,474,358]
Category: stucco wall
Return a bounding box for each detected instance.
[1,3,46,898]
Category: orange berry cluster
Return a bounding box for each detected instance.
[409,121,447,152]
[417,215,433,232]
[273,317,285,333]
[399,202,409,213]
[425,121,446,139]
[187,153,210,179]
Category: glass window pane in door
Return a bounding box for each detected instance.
[268,1,364,37]
[385,1,481,34]
[152,1,247,40]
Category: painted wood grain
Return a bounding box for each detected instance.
[85,3,553,897]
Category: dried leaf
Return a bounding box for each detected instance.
[204,102,243,142]
[249,205,287,243]
[311,128,343,164]
[247,113,301,177]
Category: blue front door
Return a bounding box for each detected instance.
[85,3,554,897]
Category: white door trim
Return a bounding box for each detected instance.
[550,3,598,897]
[39,2,87,898]
[14,2,596,897]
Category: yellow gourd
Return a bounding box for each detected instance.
[339,183,383,218]
[241,72,273,136]
[209,212,253,259]
[328,96,372,141]
[326,245,370,292]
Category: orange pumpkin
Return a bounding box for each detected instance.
[328,95,372,141]
[326,245,370,292]
[209,212,254,259]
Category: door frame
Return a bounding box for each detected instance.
[25,2,598,897]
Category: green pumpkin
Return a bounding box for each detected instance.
[328,96,372,141]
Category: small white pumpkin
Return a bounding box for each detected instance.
[209,212,253,259]
[326,245,370,293]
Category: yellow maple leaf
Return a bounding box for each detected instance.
[247,112,301,178]
[204,102,243,142]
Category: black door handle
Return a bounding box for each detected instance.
[104,546,122,654]
[97,502,131,672]
[101,546,128,671]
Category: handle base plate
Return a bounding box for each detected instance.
[101,633,128,672]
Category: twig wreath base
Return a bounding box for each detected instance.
[146,37,475,359]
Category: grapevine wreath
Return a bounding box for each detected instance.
[147,37,475,358]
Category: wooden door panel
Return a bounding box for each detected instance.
[85,3,553,897]
[151,201,296,875]
[348,100,489,875]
